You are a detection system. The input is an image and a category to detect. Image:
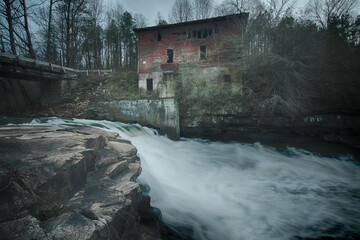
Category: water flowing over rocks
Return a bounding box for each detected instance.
[0,126,161,240]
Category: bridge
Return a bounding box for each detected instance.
[0,53,112,112]
[0,52,112,81]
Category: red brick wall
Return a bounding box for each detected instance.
[137,16,246,74]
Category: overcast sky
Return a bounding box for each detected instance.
[105,0,310,27]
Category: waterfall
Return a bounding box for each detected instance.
[15,117,360,240]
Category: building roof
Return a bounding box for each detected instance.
[133,13,249,33]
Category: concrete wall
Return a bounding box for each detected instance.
[180,112,360,147]
[89,98,180,139]
[40,79,61,107]
[0,79,41,113]
[40,78,79,107]
[0,77,78,113]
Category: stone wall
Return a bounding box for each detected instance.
[89,98,180,139]
[180,112,360,148]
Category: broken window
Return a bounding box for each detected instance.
[202,29,208,38]
[192,30,197,38]
[223,74,232,85]
[187,28,215,40]
[157,32,162,41]
[146,78,153,91]
[200,45,206,60]
[215,24,219,34]
[167,49,174,63]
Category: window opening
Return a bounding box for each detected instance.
[157,32,162,41]
[202,29,208,38]
[187,31,192,39]
[197,30,202,39]
[215,24,219,34]
[192,30,197,38]
[167,49,174,63]
[208,28,213,37]
[147,78,153,91]
[200,45,206,60]
[223,74,232,85]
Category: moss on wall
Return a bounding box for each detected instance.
[176,65,244,115]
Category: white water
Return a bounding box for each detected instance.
[13,118,360,240]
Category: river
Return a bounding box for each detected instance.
[5,117,360,240]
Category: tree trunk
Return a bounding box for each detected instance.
[0,35,5,52]
[21,0,36,59]
[4,0,17,55]
[65,0,71,67]
[46,0,54,62]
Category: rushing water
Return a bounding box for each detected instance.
[8,117,360,240]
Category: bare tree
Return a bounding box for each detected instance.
[215,0,293,22]
[0,35,5,52]
[88,0,102,25]
[265,0,295,24]
[54,0,89,67]
[215,0,263,16]
[1,0,17,55]
[32,0,59,62]
[193,0,213,20]
[306,0,359,28]
[0,0,42,57]
[169,0,193,23]
[134,13,148,28]
[105,1,124,26]
[104,2,124,69]
[45,0,55,61]
[19,0,35,58]
[156,12,167,25]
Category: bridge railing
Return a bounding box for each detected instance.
[77,69,113,75]
[0,52,112,75]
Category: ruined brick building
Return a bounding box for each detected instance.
[134,13,249,99]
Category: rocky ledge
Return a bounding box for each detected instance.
[0,126,160,240]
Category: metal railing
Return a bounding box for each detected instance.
[77,69,113,75]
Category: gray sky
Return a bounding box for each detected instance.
[106,0,309,27]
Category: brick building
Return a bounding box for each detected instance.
[133,13,249,98]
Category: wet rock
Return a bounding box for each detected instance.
[43,211,96,240]
[0,126,160,240]
[105,160,128,179]
[0,215,49,240]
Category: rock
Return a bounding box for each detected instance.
[95,141,139,169]
[105,160,128,179]
[0,126,90,221]
[0,126,161,240]
[67,179,142,239]
[0,215,49,240]
[43,211,96,240]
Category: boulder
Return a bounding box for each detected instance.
[0,126,160,240]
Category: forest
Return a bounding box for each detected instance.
[1,0,360,116]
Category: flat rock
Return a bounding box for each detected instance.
[0,215,49,240]
[0,125,160,240]
[105,160,128,179]
[43,211,96,240]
